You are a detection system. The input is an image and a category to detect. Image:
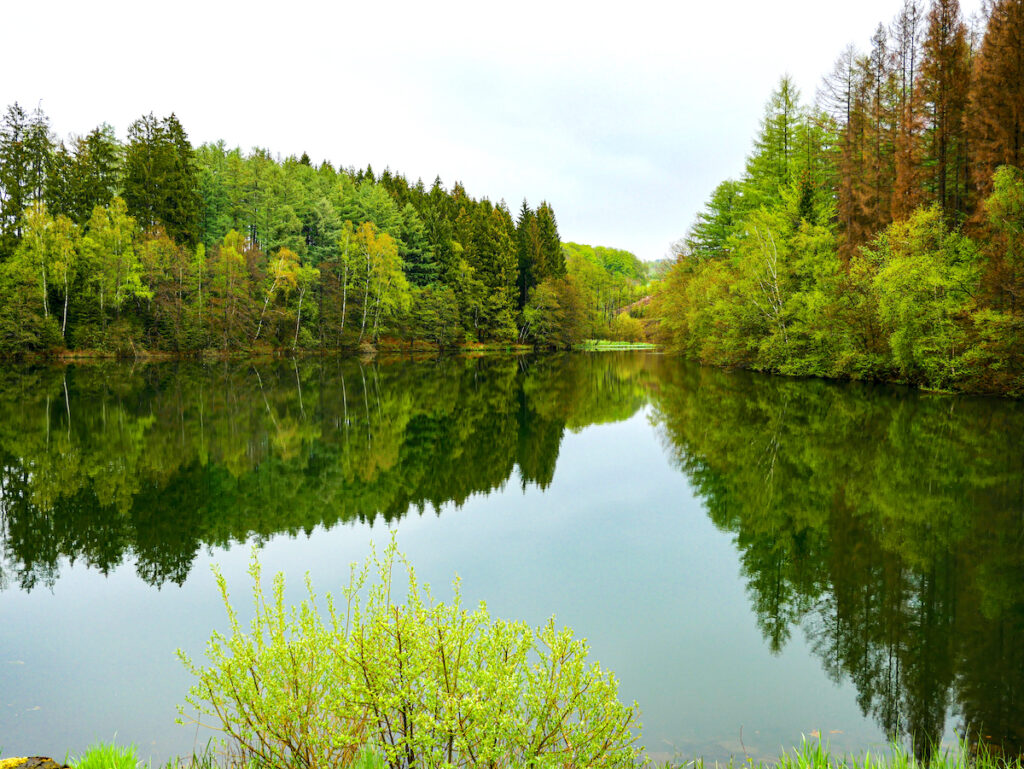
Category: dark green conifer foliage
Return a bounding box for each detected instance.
[23,106,53,205]
[0,103,33,259]
[516,201,542,308]
[535,201,564,279]
[123,113,201,244]
[685,180,742,260]
[45,141,76,221]
[399,203,437,286]
[423,177,457,280]
[196,141,232,248]
[68,124,122,225]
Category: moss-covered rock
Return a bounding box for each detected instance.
[0,759,68,769]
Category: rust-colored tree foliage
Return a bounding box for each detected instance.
[919,0,972,220]
[967,0,1024,204]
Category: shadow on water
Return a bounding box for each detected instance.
[648,362,1024,761]
[0,353,1021,760]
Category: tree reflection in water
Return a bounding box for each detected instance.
[0,354,1021,759]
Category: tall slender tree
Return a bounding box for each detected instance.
[919,0,972,220]
[967,0,1024,204]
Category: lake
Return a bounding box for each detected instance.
[0,353,1021,764]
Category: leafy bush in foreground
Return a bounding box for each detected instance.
[178,539,641,769]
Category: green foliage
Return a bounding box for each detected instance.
[865,206,979,388]
[123,113,201,245]
[684,180,742,261]
[650,361,1024,756]
[559,241,650,343]
[656,69,1024,395]
[179,539,642,769]
[522,276,589,348]
[347,748,386,769]
[0,103,570,355]
[609,312,645,343]
[71,740,141,769]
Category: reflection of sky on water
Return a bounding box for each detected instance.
[0,406,894,764]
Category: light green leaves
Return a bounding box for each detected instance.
[179,538,642,769]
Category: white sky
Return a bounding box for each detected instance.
[2,0,982,261]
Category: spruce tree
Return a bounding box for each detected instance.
[535,201,564,280]
[0,103,33,259]
[69,124,122,225]
[685,180,742,260]
[123,113,201,244]
[516,201,541,308]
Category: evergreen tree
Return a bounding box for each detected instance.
[516,201,542,308]
[685,180,742,260]
[399,202,437,286]
[68,124,122,225]
[0,103,34,259]
[743,76,804,210]
[123,113,201,244]
[535,201,564,280]
[195,141,232,248]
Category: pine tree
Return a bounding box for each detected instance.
[195,141,232,248]
[398,202,437,287]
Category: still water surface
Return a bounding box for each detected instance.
[0,353,1021,763]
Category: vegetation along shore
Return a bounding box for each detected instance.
[652,0,1024,397]
[0,108,654,359]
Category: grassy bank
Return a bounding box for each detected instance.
[576,339,659,350]
[9,737,1021,769]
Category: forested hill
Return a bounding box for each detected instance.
[655,0,1024,396]
[0,107,630,354]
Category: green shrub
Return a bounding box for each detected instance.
[178,538,642,769]
[610,313,645,343]
[72,741,141,769]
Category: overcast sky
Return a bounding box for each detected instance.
[2,0,982,261]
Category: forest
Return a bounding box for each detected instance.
[0,109,651,355]
[655,0,1024,395]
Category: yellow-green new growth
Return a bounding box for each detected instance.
[178,536,642,769]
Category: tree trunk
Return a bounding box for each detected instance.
[339,261,349,348]
[358,252,371,345]
[254,278,278,342]
[294,287,306,350]
[62,276,69,338]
